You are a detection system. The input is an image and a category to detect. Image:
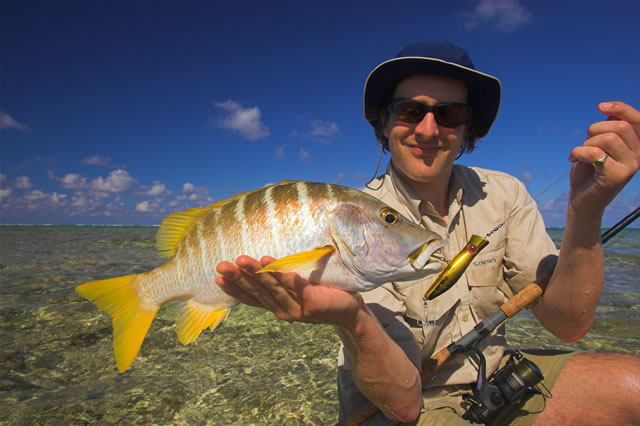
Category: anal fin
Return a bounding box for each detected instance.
[176,300,231,345]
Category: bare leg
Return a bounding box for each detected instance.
[534,353,640,425]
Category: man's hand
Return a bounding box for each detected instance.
[216,256,362,328]
[568,101,640,215]
[537,102,640,342]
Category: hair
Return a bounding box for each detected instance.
[373,86,481,158]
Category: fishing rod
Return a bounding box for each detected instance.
[339,206,640,426]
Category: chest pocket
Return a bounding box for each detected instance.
[465,243,511,321]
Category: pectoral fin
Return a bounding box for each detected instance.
[256,246,335,274]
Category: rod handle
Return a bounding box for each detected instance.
[501,281,545,317]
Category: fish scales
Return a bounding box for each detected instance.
[243,185,274,259]
[264,185,283,255]
[76,181,446,372]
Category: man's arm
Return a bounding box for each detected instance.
[215,255,422,422]
[532,102,640,342]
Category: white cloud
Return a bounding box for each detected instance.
[291,119,341,143]
[0,111,30,131]
[90,169,136,193]
[55,173,89,190]
[2,163,222,221]
[15,176,33,190]
[335,172,345,184]
[24,189,47,202]
[138,181,168,197]
[275,144,287,158]
[171,182,213,210]
[50,192,67,204]
[213,100,270,141]
[135,200,153,212]
[70,192,106,214]
[461,0,531,32]
[520,169,534,184]
[81,155,112,167]
[0,188,12,199]
[308,120,340,141]
[539,192,569,227]
[183,182,196,193]
[71,193,90,208]
[298,147,311,161]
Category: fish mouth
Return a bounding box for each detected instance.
[408,238,447,270]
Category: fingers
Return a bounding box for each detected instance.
[566,102,640,214]
[569,102,640,175]
[599,101,640,126]
[216,255,307,321]
[216,256,278,310]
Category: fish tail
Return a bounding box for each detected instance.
[76,274,159,373]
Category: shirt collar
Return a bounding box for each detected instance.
[383,162,466,221]
[383,162,423,224]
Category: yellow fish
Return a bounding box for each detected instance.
[76,181,445,372]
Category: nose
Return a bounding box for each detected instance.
[414,111,439,140]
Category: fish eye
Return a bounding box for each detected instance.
[380,207,399,224]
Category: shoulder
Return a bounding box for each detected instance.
[360,175,388,198]
[456,165,524,186]
[359,174,402,210]
[455,165,529,200]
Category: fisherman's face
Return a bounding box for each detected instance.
[385,74,469,186]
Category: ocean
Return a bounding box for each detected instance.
[1,225,638,425]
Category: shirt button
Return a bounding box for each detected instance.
[462,314,470,322]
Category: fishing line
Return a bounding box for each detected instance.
[485,169,570,239]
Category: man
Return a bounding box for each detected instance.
[216,42,640,424]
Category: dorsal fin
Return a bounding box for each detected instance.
[156,206,213,258]
[155,184,280,258]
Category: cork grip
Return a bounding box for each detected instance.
[501,282,544,318]
[421,347,450,381]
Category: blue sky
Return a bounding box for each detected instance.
[1,0,638,227]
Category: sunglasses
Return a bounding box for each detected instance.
[387,98,472,128]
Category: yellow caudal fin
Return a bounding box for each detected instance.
[76,274,159,373]
[256,246,335,274]
[175,300,231,344]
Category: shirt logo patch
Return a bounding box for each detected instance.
[472,258,497,268]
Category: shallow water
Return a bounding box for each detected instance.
[1,226,638,425]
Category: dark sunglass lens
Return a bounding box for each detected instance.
[392,100,425,123]
[436,104,469,127]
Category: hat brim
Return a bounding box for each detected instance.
[364,57,501,138]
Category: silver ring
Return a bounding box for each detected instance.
[593,154,608,168]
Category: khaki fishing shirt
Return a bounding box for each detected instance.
[337,163,559,423]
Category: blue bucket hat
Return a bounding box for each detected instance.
[363,41,501,138]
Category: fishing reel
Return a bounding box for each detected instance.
[462,348,551,424]
[423,234,551,423]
